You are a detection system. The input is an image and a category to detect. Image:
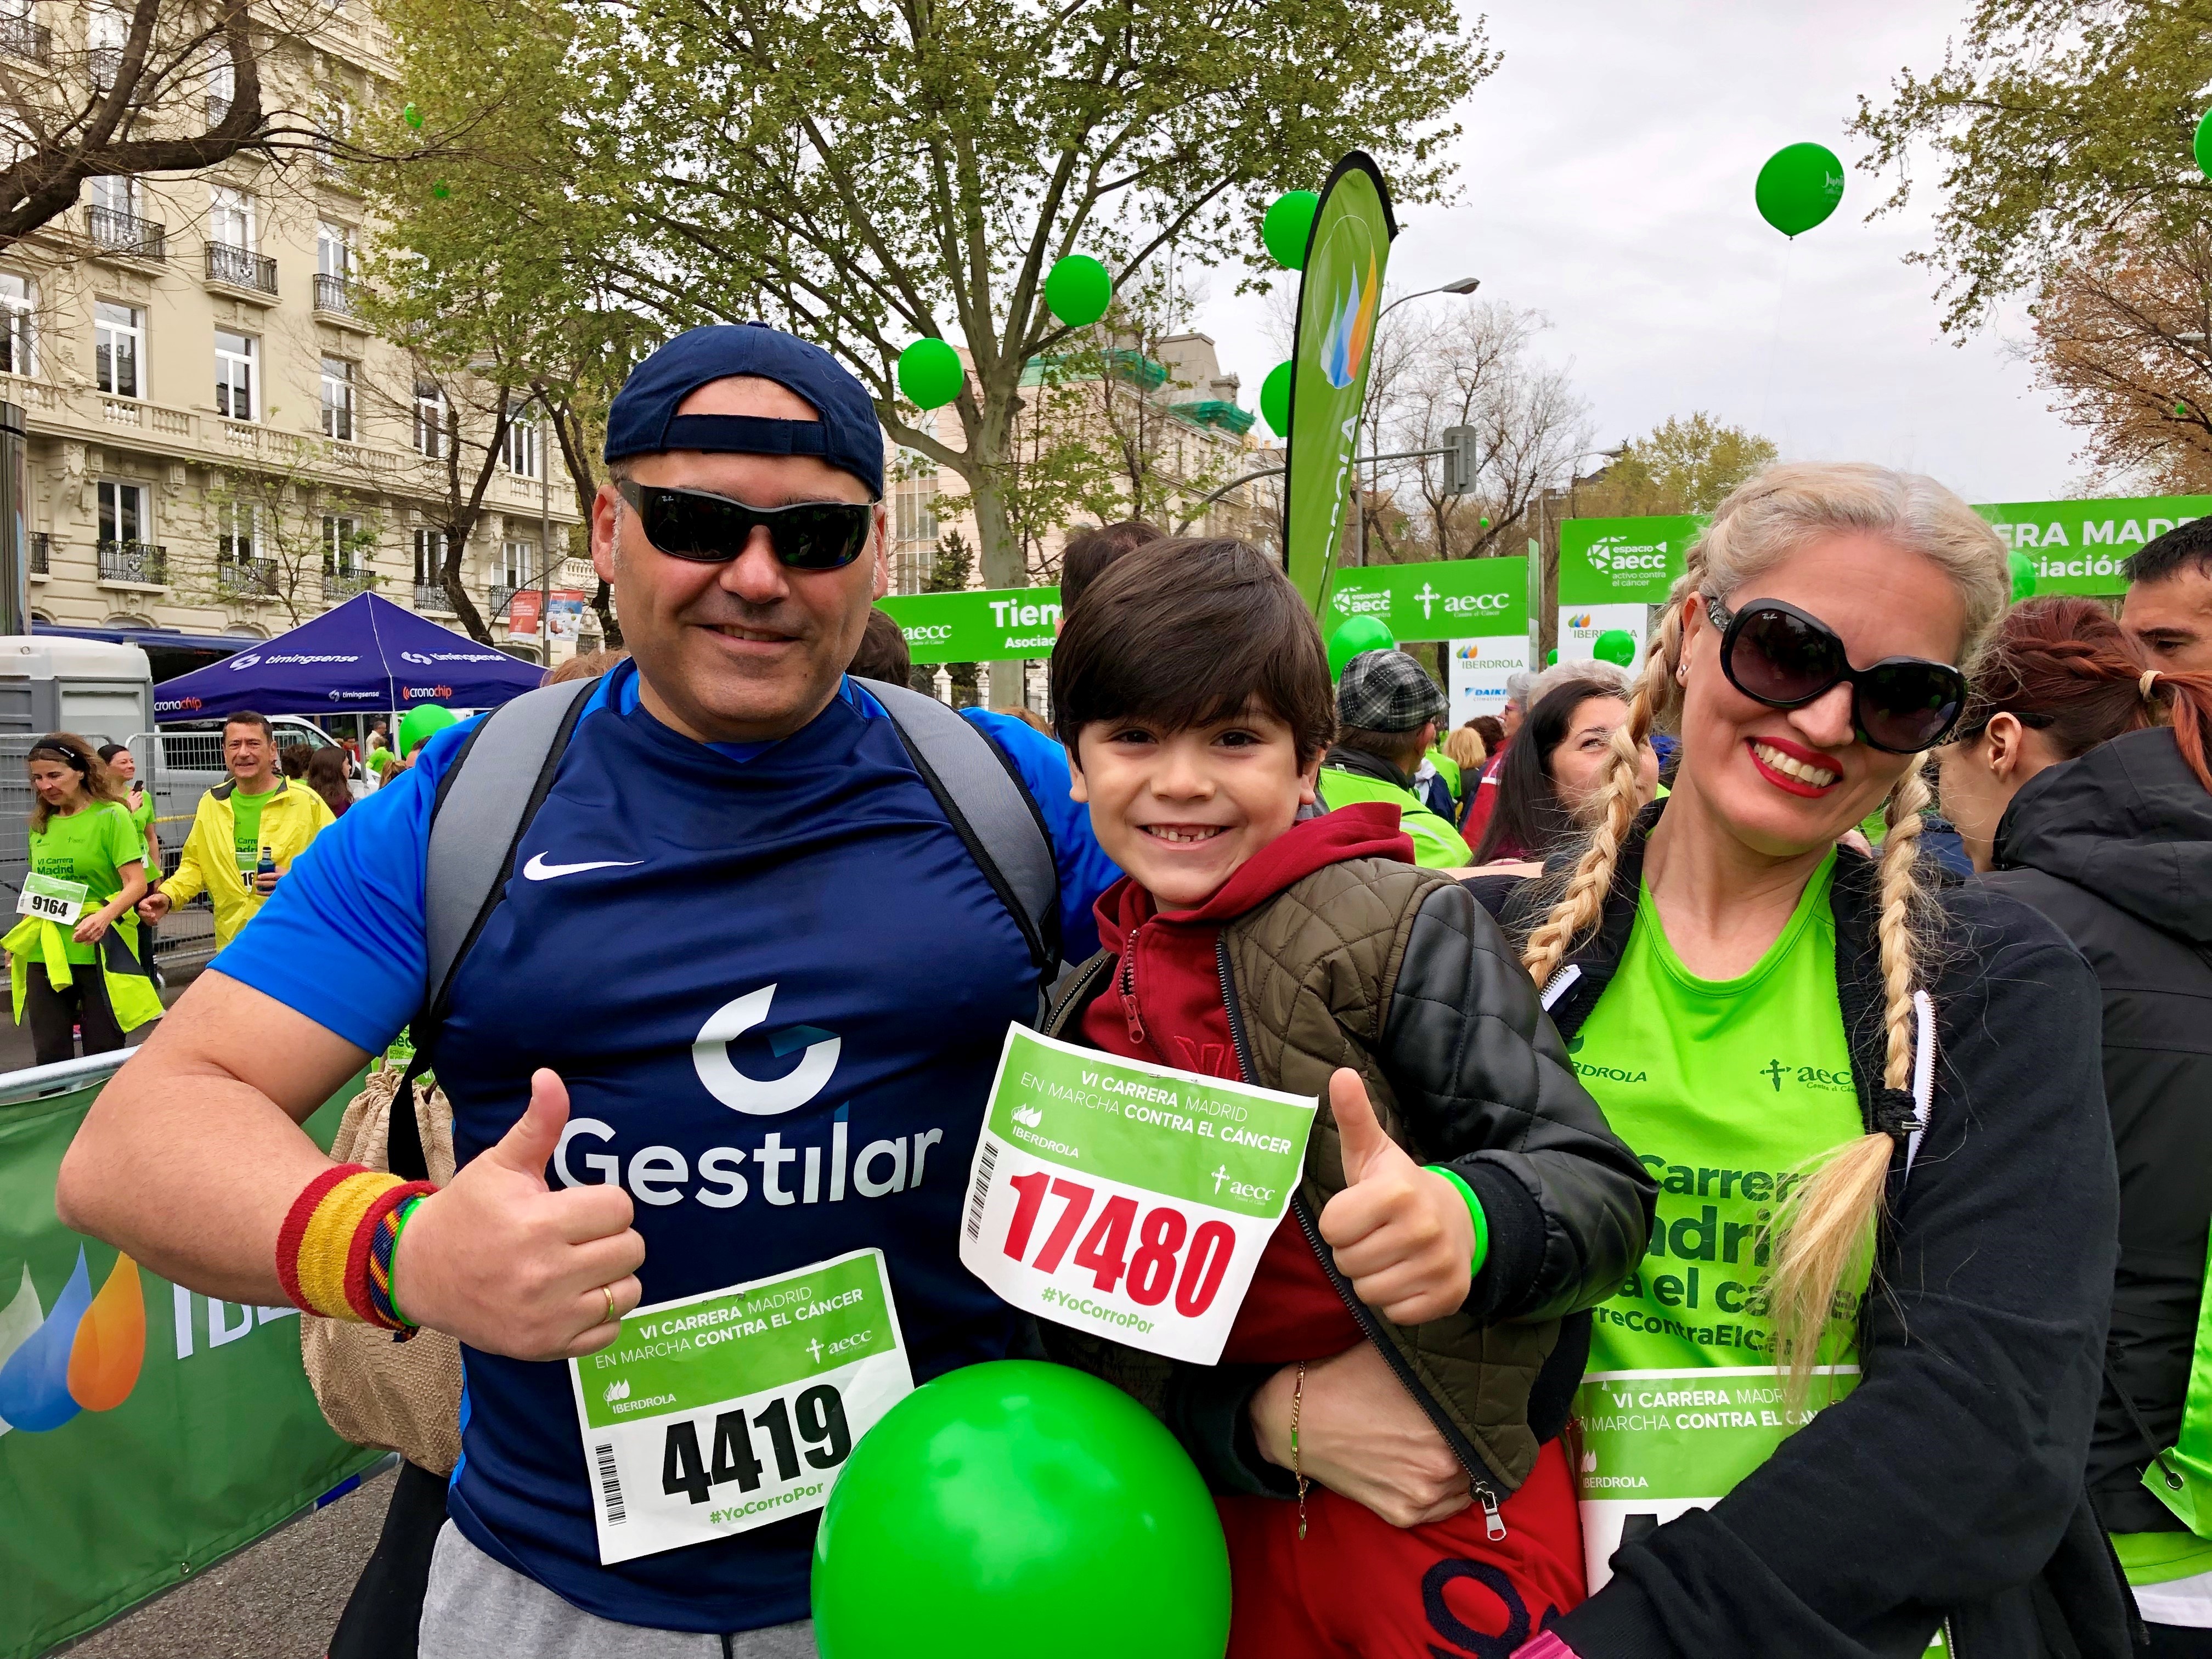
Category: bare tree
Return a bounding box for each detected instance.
[174,438,384,627]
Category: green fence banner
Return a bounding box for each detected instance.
[1977,496,2209,594]
[1557,516,1701,606]
[1,1075,379,1659]
[877,586,1063,664]
[1325,556,1528,644]
[1283,153,1397,618]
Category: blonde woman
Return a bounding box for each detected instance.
[1480,466,2130,1658]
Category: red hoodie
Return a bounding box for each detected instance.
[1080,803,1412,1364]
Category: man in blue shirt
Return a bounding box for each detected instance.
[58,325,1046,1655]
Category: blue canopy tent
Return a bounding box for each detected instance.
[151,592,545,722]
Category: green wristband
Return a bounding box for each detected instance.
[385,1194,426,1329]
[1425,1165,1490,1278]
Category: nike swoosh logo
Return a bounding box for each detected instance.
[522,853,643,882]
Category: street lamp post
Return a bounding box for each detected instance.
[1357,276,1481,567]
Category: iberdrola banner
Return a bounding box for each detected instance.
[1283,153,1397,617]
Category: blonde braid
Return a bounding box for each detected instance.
[1520,575,1692,987]
[1764,764,1933,1400]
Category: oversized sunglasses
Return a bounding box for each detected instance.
[1704,595,1967,754]
[616,479,876,570]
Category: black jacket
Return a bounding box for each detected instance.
[1472,810,2130,1659]
[1982,726,2212,1538]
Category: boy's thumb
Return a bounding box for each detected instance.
[1330,1069,1393,1182]
[487,1069,569,1184]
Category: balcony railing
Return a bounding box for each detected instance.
[204,241,276,295]
[86,205,163,260]
[322,568,372,600]
[207,93,230,125]
[0,16,49,60]
[489,584,517,617]
[217,557,278,597]
[313,273,358,317]
[89,44,119,90]
[29,532,47,574]
[98,540,166,585]
[414,580,455,612]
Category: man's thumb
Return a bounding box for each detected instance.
[1330,1068,1393,1182]
[488,1069,569,1183]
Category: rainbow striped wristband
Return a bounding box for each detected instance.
[276,1164,439,1335]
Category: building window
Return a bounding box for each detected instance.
[413,380,445,459]
[0,272,33,375]
[323,514,361,573]
[88,7,125,89]
[216,500,254,561]
[87,174,138,217]
[413,527,447,584]
[320,355,354,440]
[94,300,142,398]
[214,328,255,421]
[500,539,535,588]
[504,405,540,479]
[208,184,252,250]
[317,220,350,278]
[206,48,234,123]
[98,479,146,544]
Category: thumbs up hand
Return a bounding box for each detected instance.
[1316,1069,1477,1326]
[391,1069,645,1361]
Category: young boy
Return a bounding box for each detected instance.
[1037,538,1655,1657]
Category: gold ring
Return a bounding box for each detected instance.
[602,1284,619,1326]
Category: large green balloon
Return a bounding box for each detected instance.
[1262,190,1319,270]
[1328,615,1396,682]
[2008,549,2038,605]
[812,1361,1228,1659]
[1754,142,1846,238]
[1260,360,1293,437]
[898,338,965,409]
[1045,255,1113,328]
[1545,647,1559,667]
[2196,109,2212,180]
[398,703,456,757]
[1592,629,1639,668]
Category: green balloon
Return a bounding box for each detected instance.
[402,102,423,129]
[1593,629,1638,668]
[1755,142,1845,238]
[431,179,450,200]
[1328,616,1396,681]
[2197,108,2212,180]
[1260,360,1293,437]
[1045,255,1113,328]
[812,1362,1228,1659]
[1262,190,1319,270]
[1545,647,1559,666]
[398,703,456,757]
[898,338,965,409]
[2008,549,2037,605]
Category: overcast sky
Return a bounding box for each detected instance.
[1185,0,2084,506]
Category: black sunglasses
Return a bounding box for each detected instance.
[616,479,876,570]
[1705,596,1967,755]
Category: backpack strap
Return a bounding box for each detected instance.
[422,678,597,1023]
[853,678,1060,977]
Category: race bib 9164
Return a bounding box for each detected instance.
[16,873,87,923]
[568,1248,912,1565]
[958,1025,1317,1365]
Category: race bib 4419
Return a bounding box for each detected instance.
[958,1026,1316,1365]
[567,1249,912,1566]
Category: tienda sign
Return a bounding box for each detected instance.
[876,586,1063,664]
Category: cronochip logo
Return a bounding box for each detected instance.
[402,685,454,699]
[692,984,841,1116]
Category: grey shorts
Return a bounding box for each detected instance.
[419,1520,818,1659]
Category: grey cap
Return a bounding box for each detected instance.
[1338,649,1448,735]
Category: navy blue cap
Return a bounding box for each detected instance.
[603,323,884,499]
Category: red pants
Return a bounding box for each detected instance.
[1218,1438,1585,1659]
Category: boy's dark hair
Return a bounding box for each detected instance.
[1059,520,1161,617]
[848,607,912,682]
[1052,537,1334,766]
[1471,675,1622,864]
[2125,516,2212,586]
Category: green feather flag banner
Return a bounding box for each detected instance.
[1281,153,1397,618]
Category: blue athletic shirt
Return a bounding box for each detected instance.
[217,660,1036,1631]
[960,707,1120,963]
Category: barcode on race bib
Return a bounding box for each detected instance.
[958,1025,1315,1366]
[594,1441,625,1526]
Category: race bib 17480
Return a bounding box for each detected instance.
[958,1025,1317,1366]
[567,1248,912,1566]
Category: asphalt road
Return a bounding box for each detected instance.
[60,1463,394,1659]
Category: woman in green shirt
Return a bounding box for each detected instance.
[1480,465,2129,1658]
[15,733,150,1063]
